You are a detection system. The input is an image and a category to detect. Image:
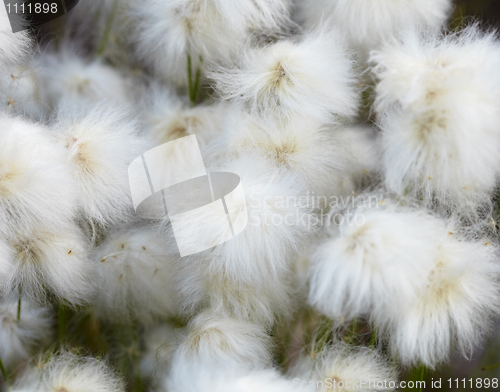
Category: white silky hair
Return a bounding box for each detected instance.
[371,25,500,212]
[164,153,313,326]
[0,298,53,369]
[140,323,181,380]
[296,0,451,52]
[37,50,133,112]
[162,362,297,392]
[141,86,227,148]
[93,225,178,325]
[289,342,398,391]
[0,114,78,239]
[208,111,355,204]
[13,351,125,392]
[209,26,358,125]
[131,0,292,83]
[0,61,46,121]
[3,221,95,306]
[51,104,151,228]
[375,232,500,368]
[308,198,447,321]
[0,5,32,66]
[336,125,381,191]
[171,310,274,368]
[0,237,14,289]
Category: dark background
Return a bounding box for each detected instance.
[455,0,500,27]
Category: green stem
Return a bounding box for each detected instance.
[369,327,376,349]
[419,365,426,392]
[0,357,10,388]
[17,286,22,323]
[315,318,333,354]
[57,302,69,345]
[187,53,193,99]
[187,54,202,107]
[97,0,119,57]
[348,317,357,342]
[482,361,500,371]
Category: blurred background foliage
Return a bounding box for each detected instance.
[453,0,500,28]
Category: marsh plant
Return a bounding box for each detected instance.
[0,1,500,391]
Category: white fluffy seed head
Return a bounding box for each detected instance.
[142,86,227,148]
[132,0,292,83]
[167,154,313,326]
[3,222,94,306]
[376,234,500,368]
[290,342,398,391]
[51,105,151,227]
[38,50,133,111]
[371,26,500,212]
[0,237,15,289]
[172,310,273,369]
[0,114,77,239]
[93,225,178,325]
[308,198,447,321]
[209,27,358,124]
[0,62,45,120]
[0,5,31,66]
[0,299,53,369]
[209,113,355,203]
[20,351,125,392]
[163,363,296,392]
[297,0,451,52]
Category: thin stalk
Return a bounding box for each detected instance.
[57,303,69,345]
[369,327,376,349]
[97,0,119,58]
[187,54,202,106]
[187,54,193,101]
[17,286,22,322]
[419,365,426,392]
[315,318,333,354]
[348,317,357,342]
[0,357,10,388]
[482,362,500,371]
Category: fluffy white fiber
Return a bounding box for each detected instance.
[308,199,447,321]
[0,5,31,66]
[171,310,273,368]
[0,114,77,239]
[290,342,398,391]
[132,0,291,82]
[371,26,500,211]
[3,222,94,305]
[163,363,296,392]
[13,351,125,392]
[0,299,53,368]
[38,50,133,111]
[52,105,151,227]
[210,27,358,124]
[94,225,177,324]
[142,86,226,147]
[377,232,500,368]
[168,154,312,326]
[212,113,353,202]
[0,62,45,120]
[297,0,452,52]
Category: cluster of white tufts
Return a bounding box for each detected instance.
[1,1,500,391]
